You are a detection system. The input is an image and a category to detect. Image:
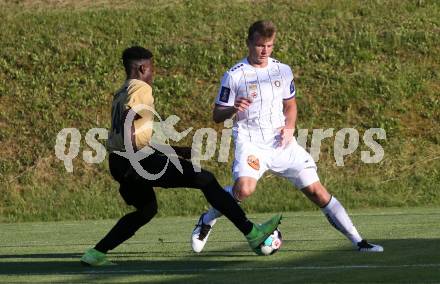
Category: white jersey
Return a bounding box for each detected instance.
[215,57,296,143]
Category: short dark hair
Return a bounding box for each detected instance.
[122,46,153,75]
[248,20,277,42]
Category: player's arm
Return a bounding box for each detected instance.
[283,97,297,130]
[213,71,253,123]
[122,109,141,151]
[278,67,297,147]
[283,67,297,129]
[277,97,297,148]
[213,104,236,123]
[213,97,252,123]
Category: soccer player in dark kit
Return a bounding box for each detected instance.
[80,46,282,266]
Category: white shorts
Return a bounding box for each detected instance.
[232,135,319,190]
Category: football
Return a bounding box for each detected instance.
[257,229,283,256]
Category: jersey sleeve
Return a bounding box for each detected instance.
[215,72,236,106]
[283,66,296,100]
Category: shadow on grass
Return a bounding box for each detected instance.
[0,239,439,283]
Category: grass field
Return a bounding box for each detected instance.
[0,207,439,283]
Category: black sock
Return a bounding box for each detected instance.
[200,178,253,235]
[95,211,151,253]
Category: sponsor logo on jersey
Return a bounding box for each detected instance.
[290,80,295,94]
[248,83,258,91]
[274,80,281,88]
[251,78,270,84]
[219,86,231,102]
[247,155,260,170]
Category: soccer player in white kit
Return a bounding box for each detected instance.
[191,20,383,253]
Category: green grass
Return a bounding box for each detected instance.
[0,0,439,221]
[0,207,439,283]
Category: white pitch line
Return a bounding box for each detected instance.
[5,263,440,275]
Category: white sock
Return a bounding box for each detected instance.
[321,196,363,245]
[202,207,221,226]
[202,186,236,226]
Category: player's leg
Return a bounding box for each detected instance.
[281,143,383,252]
[301,180,383,252]
[81,189,157,266]
[301,179,363,244]
[93,184,158,253]
[192,185,233,252]
[202,177,258,224]
[148,153,256,234]
[200,185,234,226]
[193,177,258,252]
[81,154,159,266]
[196,140,267,224]
[144,152,281,252]
[230,139,383,252]
[192,141,268,252]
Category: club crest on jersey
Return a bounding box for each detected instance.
[249,92,258,99]
[274,80,281,88]
[247,155,260,170]
[219,86,231,103]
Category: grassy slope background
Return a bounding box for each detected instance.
[0,0,439,222]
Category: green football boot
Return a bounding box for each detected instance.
[246,213,282,251]
[80,248,116,266]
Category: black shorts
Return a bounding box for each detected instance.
[108,151,211,209]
